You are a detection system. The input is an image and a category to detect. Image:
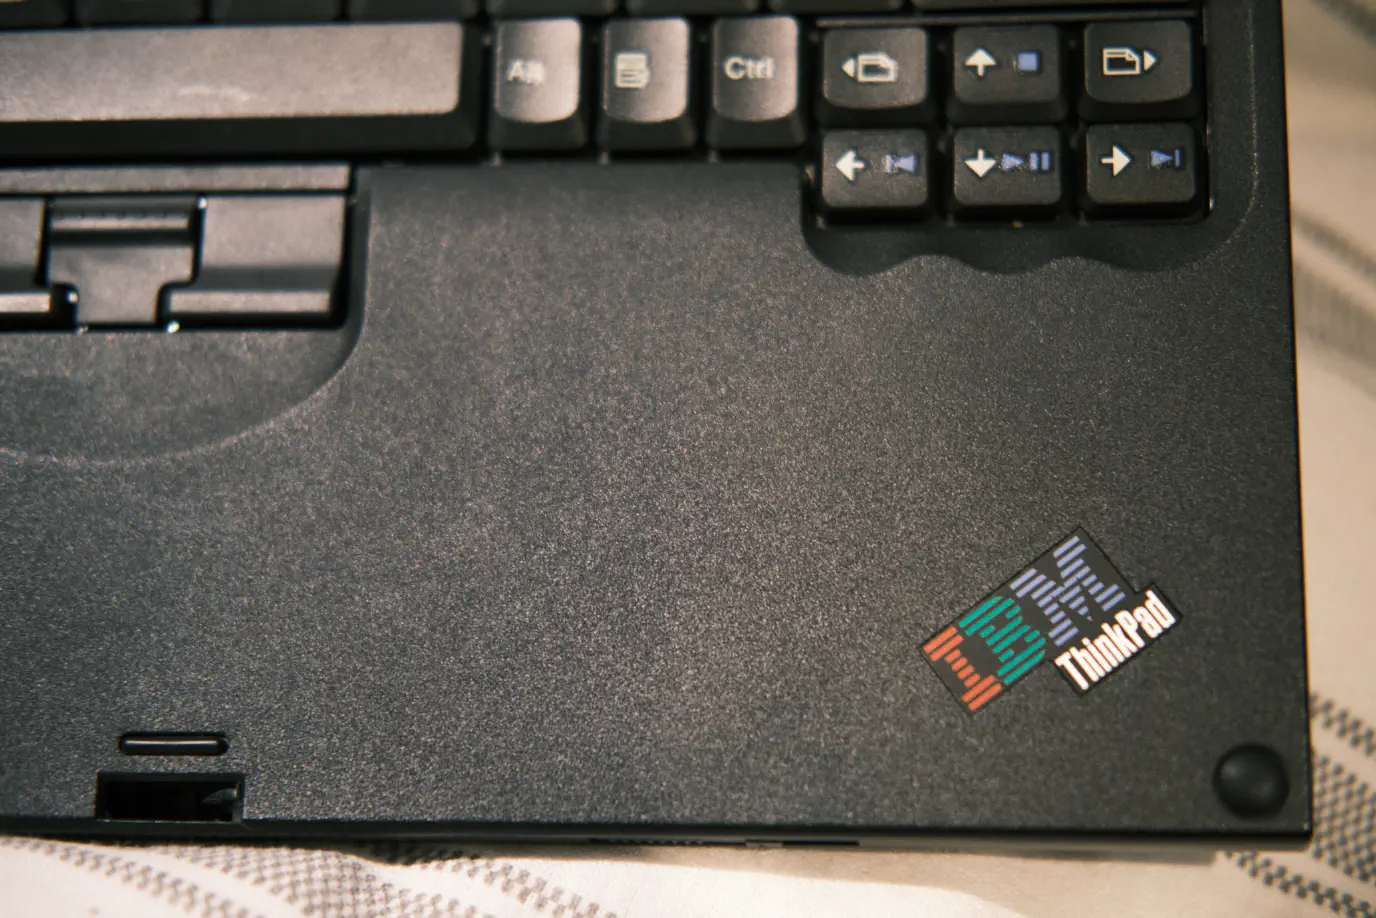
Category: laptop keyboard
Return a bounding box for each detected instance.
[0,1,1208,330]
[0,3,1205,215]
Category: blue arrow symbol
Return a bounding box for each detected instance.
[1150,148,1183,169]
[884,153,918,175]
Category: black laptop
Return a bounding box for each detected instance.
[0,0,1309,849]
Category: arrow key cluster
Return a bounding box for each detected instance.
[813,16,1204,222]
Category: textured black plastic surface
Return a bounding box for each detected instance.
[0,2,1307,846]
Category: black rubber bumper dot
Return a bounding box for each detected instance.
[1214,745,1289,818]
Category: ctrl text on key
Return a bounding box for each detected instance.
[723,56,776,81]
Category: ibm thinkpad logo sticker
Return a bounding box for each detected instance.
[922,530,1180,713]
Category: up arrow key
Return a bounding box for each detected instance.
[1100,144,1133,177]
[835,149,867,183]
[964,48,998,78]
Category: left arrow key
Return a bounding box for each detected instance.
[836,149,868,183]
[820,129,929,216]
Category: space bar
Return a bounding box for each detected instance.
[0,23,478,160]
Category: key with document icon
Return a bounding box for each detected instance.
[1101,46,1156,77]
[614,51,653,90]
[600,17,697,151]
[819,27,933,126]
[1082,20,1199,119]
[844,51,899,84]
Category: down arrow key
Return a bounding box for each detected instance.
[964,148,997,179]
[952,126,1064,215]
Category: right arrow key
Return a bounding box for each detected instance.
[1101,144,1134,177]
[1084,123,1200,215]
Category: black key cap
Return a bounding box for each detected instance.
[0,0,68,26]
[1083,123,1198,213]
[627,0,758,15]
[211,0,339,21]
[490,18,588,151]
[819,129,929,216]
[76,0,202,24]
[488,0,615,14]
[772,0,899,10]
[1082,21,1198,120]
[350,0,478,19]
[818,27,932,127]
[949,25,1066,124]
[917,0,1120,5]
[599,18,696,152]
[0,24,481,159]
[951,126,1062,216]
[707,15,804,151]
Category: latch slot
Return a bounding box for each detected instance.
[96,774,243,823]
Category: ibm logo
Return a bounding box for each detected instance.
[922,530,1181,713]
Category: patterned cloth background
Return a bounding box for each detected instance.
[5,1,1376,914]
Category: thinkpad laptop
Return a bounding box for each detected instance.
[0,0,1308,848]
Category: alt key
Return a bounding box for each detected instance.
[819,130,930,216]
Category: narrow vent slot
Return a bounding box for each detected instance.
[119,733,228,756]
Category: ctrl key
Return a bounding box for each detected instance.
[708,16,805,151]
[819,130,930,217]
